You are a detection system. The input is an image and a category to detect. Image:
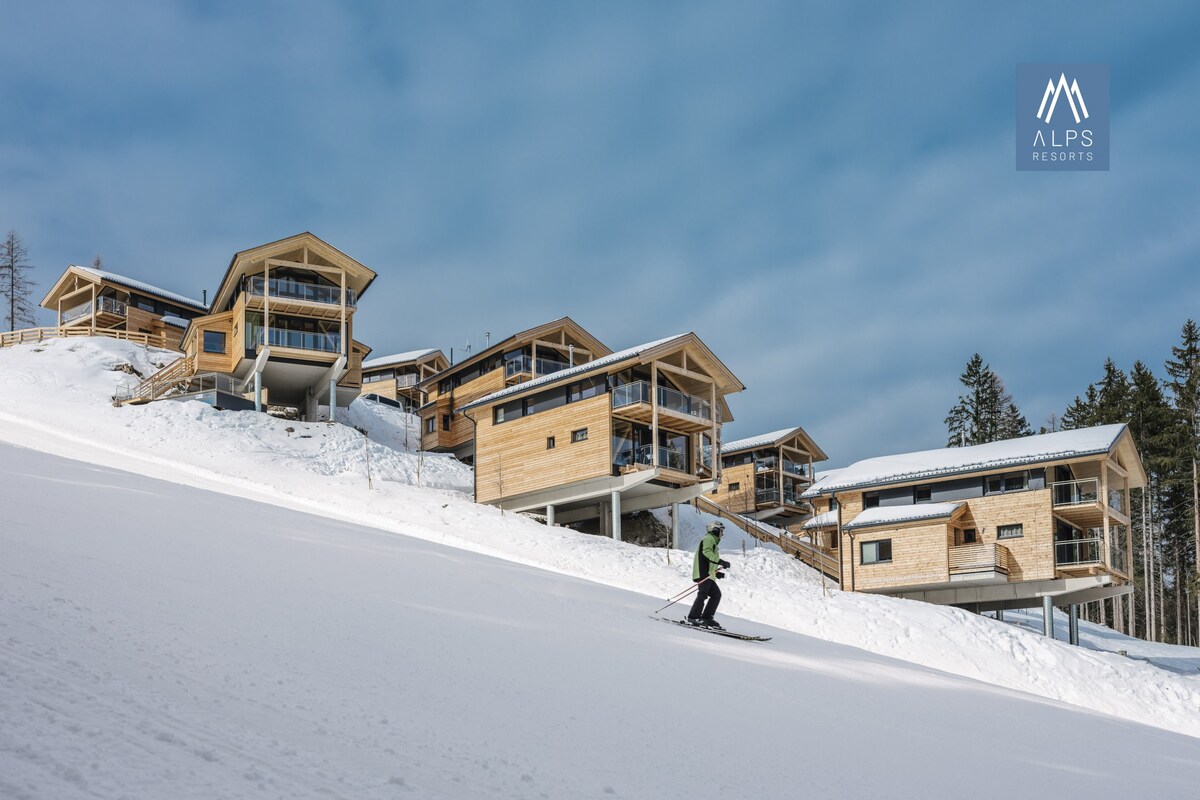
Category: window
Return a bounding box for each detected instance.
[442,414,452,431]
[546,436,555,450]
[568,376,607,402]
[203,330,226,354]
[572,428,588,443]
[425,418,435,434]
[961,528,977,544]
[861,539,892,565]
[829,498,839,511]
[494,399,524,424]
[997,524,1024,539]
[914,485,932,503]
[863,492,880,509]
[986,471,1027,495]
[728,482,741,492]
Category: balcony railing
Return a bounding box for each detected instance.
[395,373,420,388]
[615,444,689,472]
[756,488,779,503]
[504,354,570,379]
[782,459,810,478]
[62,296,127,323]
[1055,537,1103,567]
[262,328,341,353]
[949,542,1010,575]
[247,276,358,307]
[1052,478,1099,507]
[611,380,711,421]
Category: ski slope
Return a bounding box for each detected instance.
[4,443,1200,799]
[0,337,1198,751]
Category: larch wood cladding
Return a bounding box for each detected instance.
[710,463,757,514]
[849,519,954,591]
[473,393,612,504]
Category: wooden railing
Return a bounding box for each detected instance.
[694,495,840,580]
[0,326,172,350]
[117,356,196,405]
[948,542,1010,575]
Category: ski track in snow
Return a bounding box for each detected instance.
[0,337,1198,744]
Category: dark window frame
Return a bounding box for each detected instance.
[914,484,932,503]
[203,330,226,354]
[546,436,555,450]
[863,491,880,509]
[861,539,893,565]
[997,523,1024,540]
[571,428,588,443]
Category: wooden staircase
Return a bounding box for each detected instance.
[694,495,840,581]
[118,355,195,405]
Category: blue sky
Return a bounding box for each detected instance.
[3,1,1199,465]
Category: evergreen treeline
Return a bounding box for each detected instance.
[946,323,1200,645]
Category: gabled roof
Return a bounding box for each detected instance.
[40,265,209,312]
[803,424,1141,498]
[362,349,446,371]
[459,331,744,412]
[209,232,378,314]
[419,316,612,389]
[721,425,828,462]
[842,502,965,531]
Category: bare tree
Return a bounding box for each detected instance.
[0,230,37,331]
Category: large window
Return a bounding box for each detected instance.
[203,330,226,354]
[985,472,1028,495]
[863,492,880,509]
[861,540,892,565]
[997,523,1024,539]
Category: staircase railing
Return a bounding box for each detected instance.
[694,495,840,580]
[116,355,196,404]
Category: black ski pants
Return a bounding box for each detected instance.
[688,578,721,620]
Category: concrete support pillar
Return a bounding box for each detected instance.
[995,609,1004,622]
[671,502,681,549]
[1069,604,1080,646]
[611,490,622,542]
[254,371,262,413]
[546,505,555,528]
[1043,595,1054,639]
[329,375,337,423]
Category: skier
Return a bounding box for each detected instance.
[688,521,731,629]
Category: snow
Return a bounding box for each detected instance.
[720,427,799,453]
[650,503,781,554]
[6,444,1200,799]
[361,348,442,371]
[802,509,838,529]
[73,265,209,312]
[460,333,689,411]
[843,501,964,530]
[804,424,1128,496]
[1,337,1200,784]
[159,315,188,328]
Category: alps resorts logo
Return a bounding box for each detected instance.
[1016,64,1109,171]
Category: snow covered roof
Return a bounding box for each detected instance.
[73,266,208,312]
[803,424,1130,498]
[460,334,690,411]
[722,428,803,453]
[802,510,838,529]
[362,349,443,371]
[159,315,188,328]
[843,502,964,531]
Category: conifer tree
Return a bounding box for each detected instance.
[0,230,37,331]
[1164,320,1200,645]
[945,354,1030,446]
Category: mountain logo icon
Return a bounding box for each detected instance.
[1037,73,1089,125]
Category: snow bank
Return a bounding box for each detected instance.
[0,338,1198,741]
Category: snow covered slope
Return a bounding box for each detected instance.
[1,337,1199,746]
[4,443,1200,799]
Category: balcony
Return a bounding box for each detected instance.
[1055,537,1103,568]
[395,373,420,388]
[614,443,690,473]
[611,381,712,432]
[949,542,1010,584]
[504,354,571,381]
[263,327,341,353]
[62,296,127,324]
[756,487,779,503]
[246,276,357,313]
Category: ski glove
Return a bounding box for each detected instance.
[718,560,730,568]
[715,571,726,579]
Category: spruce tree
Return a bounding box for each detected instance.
[1164,320,1200,645]
[945,354,1030,446]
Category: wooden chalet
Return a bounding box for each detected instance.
[360,349,449,412]
[40,265,209,351]
[122,233,376,418]
[710,427,827,527]
[418,317,611,462]
[802,424,1146,641]
[459,332,744,538]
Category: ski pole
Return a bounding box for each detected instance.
[654,578,709,614]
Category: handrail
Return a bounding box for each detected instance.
[1052,478,1099,506]
[1054,536,1103,567]
[694,495,839,579]
[246,276,358,307]
[611,380,712,421]
[0,326,171,351]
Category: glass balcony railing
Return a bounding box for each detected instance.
[62,297,127,323]
[504,354,570,378]
[756,488,779,503]
[263,328,341,353]
[1055,537,1103,567]
[1052,478,1099,507]
[1108,488,1125,515]
[395,373,420,388]
[247,276,358,307]
[634,443,688,471]
[782,459,810,478]
[611,380,711,421]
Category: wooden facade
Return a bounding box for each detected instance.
[419,318,611,460]
[805,426,1146,613]
[360,349,449,411]
[462,332,744,529]
[39,265,209,352]
[709,427,827,528]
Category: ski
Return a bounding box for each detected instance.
[653,616,772,642]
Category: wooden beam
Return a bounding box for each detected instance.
[265,258,344,279]
[1106,458,1128,479]
[532,338,592,357]
[655,360,713,384]
[651,360,659,468]
[340,271,347,357]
